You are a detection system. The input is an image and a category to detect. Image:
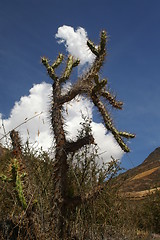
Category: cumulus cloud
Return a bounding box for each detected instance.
[55,25,95,66]
[0,82,52,150]
[0,82,123,163]
[0,25,124,164]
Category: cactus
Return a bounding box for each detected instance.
[11,158,27,210]
[41,30,135,239]
[0,158,27,210]
[0,131,28,210]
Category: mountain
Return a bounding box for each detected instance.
[119,147,160,199]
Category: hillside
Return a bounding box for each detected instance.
[119,147,160,198]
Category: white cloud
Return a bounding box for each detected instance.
[55,25,95,65]
[0,82,123,163]
[91,122,123,161]
[0,82,52,150]
[0,25,124,164]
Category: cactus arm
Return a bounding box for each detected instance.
[92,74,123,110]
[87,40,99,57]
[58,82,89,105]
[91,91,134,152]
[60,56,80,83]
[99,30,107,54]
[100,91,123,109]
[65,135,94,154]
[119,131,135,139]
[41,56,62,81]
[52,53,64,69]
[87,30,107,57]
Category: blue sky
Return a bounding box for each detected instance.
[0,0,160,169]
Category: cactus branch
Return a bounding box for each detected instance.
[87,30,107,57]
[87,40,99,57]
[91,92,134,152]
[59,82,89,105]
[52,53,64,69]
[60,56,80,83]
[99,30,107,54]
[101,91,123,109]
[41,57,58,81]
[119,131,135,139]
[65,135,94,154]
[93,78,107,93]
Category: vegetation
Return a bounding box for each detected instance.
[1,30,159,239]
[1,137,160,239]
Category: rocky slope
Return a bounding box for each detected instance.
[119,147,160,198]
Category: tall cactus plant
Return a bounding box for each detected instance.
[41,30,135,239]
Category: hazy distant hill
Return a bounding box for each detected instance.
[119,147,160,199]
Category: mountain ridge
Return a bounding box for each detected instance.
[119,147,160,198]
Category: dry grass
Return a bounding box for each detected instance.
[123,187,160,200]
[129,166,160,181]
[1,145,160,239]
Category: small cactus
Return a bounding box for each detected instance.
[11,158,27,210]
[0,158,27,210]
